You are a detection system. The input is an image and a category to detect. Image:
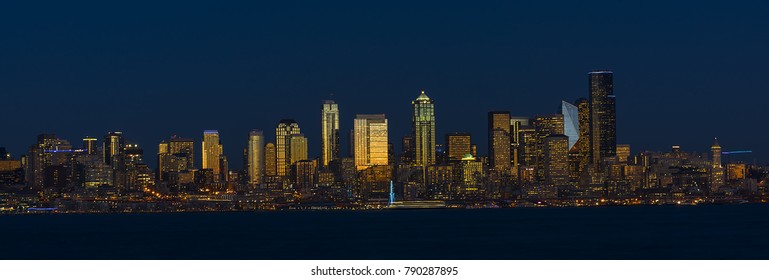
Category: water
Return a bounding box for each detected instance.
[2,204,769,259]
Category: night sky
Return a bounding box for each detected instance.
[1,1,768,169]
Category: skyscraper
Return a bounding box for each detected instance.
[488,111,511,173]
[321,100,340,167]
[202,130,223,179]
[616,144,630,163]
[169,136,195,170]
[589,71,617,166]
[446,132,471,161]
[544,134,569,187]
[276,119,301,176]
[289,134,308,164]
[534,114,565,180]
[568,98,592,182]
[711,139,722,169]
[710,138,724,192]
[82,137,98,155]
[247,130,265,185]
[103,132,124,166]
[353,114,388,170]
[412,91,436,167]
[265,142,277,177]
[560,101,580,150]
[510,116,530,167]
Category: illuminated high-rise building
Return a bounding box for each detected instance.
[26,134,72,189]
[353,114,388,170]
[446,132,471,162]
[202,130,223,179]
[616,144,630,163]
[589,71,617,166]
[169,136,195,170]
[400,135,415,164]
[82,137,98,155]
[291,159,316,196]
[711,138,722,169]
[247,130,265,184]
[219,155,229,182]
[568,98,592,183]
[265,142,277,177]
[534,114,565,180]
[276,119,301,176]
[124,144,143,164]
[488,111,511,173]
[510,117,530,167]
[290,134,308,164]
[157,141,170,181]
[544,135,569,187]
[710,138,724,192]
[321,100,340,167]
[103,132,124,166]
[560,101,580,150]
[412,91,436,167]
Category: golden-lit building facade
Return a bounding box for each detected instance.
[321,100,340,167]
[727,163,746,181]
[510,117,529,167]
[264,142,277,177]
[169,137,195,169]
[158,136,194,182]
[292,159,316,196]
[544,135,569,187]
[353,114,389,171]
[488,111,511,173]
[456,155,484,195]
[82,137,98,155]
[276,119,301,177]
[616,144,630,163]
[202,130,223,179]
[247,130,265,185]
[446,132,471,161]
[534,114,564,180]
[357,165,391,200]
[289,134,308,165]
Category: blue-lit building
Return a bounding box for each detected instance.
[560,101,580,150]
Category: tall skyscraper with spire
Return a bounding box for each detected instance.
[412,90,436,167]
[588,71,617,166]
[202,130,223,179]
[247,130,264,185]
[321,100,340,167]
[276,119,301,176]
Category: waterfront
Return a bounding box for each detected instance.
[2,204,768,260]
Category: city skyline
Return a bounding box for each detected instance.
[2,1,767,168]
[0,82,762,170]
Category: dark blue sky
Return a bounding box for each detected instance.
[1,1,767,169]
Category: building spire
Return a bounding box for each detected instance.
[416,90,430,101]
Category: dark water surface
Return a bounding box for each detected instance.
[2,205,768,259]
